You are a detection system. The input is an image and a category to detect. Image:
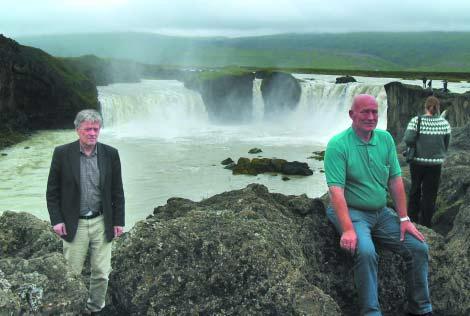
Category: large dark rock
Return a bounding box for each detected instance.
[282,161,314,176]
[184,72,255,123]
[261,72,301,118]
[0,253,88,315]
[231,157,313,176]
[385,81,470,142]
[430,197,470,315]
[110,185,341,315]
[0,211,88,315]
[0,211,61,258]
[109,184,467,315]
[335,75,356,84]
[0,34,98,132]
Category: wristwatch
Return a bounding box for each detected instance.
[399,216,410,222]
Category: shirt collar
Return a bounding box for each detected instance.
[349,127,378,146]
[80,144,98,157]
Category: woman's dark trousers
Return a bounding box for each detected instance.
[408,163,442,227]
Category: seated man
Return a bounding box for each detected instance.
[324,94,432,316]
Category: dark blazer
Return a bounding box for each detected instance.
[46,140,125,242]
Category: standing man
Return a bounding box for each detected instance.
[324,95,432,316]
[47,109,125,314]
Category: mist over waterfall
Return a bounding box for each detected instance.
[98,78,387,144]
[99,80,208,138]
[295,79,388,131]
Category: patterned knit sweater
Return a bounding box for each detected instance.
[403,115,451,165]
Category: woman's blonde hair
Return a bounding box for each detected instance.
[425,96,440,115]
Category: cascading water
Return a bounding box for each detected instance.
[294,79,388,134]
[98,78,388,144]
[99,80,208,138]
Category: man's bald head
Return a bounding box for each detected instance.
[351,94,378,112]
[349,94,379,139]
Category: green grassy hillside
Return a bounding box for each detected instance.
[14,32,470,72]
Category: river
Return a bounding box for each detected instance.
[1,75,468,227]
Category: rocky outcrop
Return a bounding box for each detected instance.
[385,81,470,141]
[231,157,313,176]
[0,211,87,315]
[430,123,470,235]
[428,125,470,312]
[108,183,469,315]
[335,75,356,84]
[110,185,341,315]
[184,72,255,123]
[0,211,61,258]
[0,34,98,132]
[261,72,301,118]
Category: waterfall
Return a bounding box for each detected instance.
[99,80,208,138]
[252,79,264,121]
[296,80,387,130]
[98,77,387,143]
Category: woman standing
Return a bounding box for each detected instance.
[403,96,451,227]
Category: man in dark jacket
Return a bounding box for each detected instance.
[46,109,125,314]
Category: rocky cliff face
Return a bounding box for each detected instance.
[260,71,301,118]
[184,72,255,123]
[0,35,98,131]
[385,82,470,141]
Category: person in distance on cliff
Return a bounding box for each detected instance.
[46,109,125,315]
[324,94,432,316]
[404,96,451,228]
[442,80,448,92]
[422,77,427,88]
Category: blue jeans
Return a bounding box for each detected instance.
[327,206,432,316]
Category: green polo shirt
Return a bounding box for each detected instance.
[324,127,401,211]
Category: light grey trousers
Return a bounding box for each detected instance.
[63,215,112,312]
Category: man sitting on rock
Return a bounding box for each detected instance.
[324,94,432,316]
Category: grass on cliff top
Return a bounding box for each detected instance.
[195,67,251,80]
[240,67,470,82]
[142,62,470,82]
[20,45,98,109]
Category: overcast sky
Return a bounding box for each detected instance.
[2,0,470,38]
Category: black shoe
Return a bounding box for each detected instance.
[408,312,432,316]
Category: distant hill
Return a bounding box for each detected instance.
[13,32,470,72]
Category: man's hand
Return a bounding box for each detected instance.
[400,220,425,242]
[340,229,357,255]
[52,223,67,236]
[114,226,124,238]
